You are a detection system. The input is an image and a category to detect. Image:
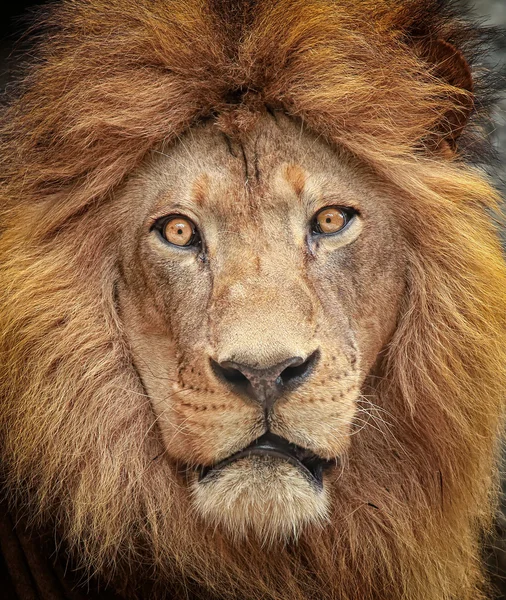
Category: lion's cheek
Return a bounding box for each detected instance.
[272,399,355,460]
[154,393,264,466]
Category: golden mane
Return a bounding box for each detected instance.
[1,1,505,599]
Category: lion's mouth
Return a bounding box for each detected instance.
[198,432,331,488]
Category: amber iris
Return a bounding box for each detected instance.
[162,216,196,246]
[313,207,348,234]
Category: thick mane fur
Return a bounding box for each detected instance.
[1,1,506,599]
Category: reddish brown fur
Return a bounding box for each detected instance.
[0,1,506,599]
[284,164,307,197]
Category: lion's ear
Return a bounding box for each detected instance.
[422,38,474,152]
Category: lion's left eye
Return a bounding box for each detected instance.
[311,206,356,235]
[153,215,201,248]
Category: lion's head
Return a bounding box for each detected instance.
[117,112,405,542]
[1,1,505,599]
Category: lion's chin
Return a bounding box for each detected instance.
[191,455,330,544]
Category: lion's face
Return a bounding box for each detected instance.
[115,113,405,540]
[2,1,505,596]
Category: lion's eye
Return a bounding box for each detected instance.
[157,215,200,247]
[311,206,355,235]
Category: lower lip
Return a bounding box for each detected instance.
[198,449,325,487]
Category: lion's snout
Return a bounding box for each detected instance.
[209,350,320,411]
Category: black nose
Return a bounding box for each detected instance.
[211,350,319,411]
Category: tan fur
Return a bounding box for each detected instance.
[191,457,331,544]
[0,1,505,599]
[117,115,378,544]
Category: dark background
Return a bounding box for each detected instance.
[0,1,46,84]
[1,0,505,598]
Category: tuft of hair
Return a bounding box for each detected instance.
[0,1,505,599]
[191,457,330,544]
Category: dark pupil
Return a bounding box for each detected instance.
[326,217,331,223]
[177,228,183,235]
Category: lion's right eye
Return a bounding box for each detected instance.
[311,206,356,236]
[154,215,201,248]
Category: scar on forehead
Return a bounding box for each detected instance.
[284,164,306,196]
[191,173,211,205]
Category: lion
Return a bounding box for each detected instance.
[0,0,505,599]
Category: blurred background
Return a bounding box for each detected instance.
[462,0,506,198]
[0,0,505,597]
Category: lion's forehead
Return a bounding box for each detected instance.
[142,113,365,230]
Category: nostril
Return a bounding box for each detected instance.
[220,365,249,385]
[279,350,319,389]
[210,359,250,390]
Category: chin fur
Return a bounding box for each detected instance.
[190,456,330,544]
